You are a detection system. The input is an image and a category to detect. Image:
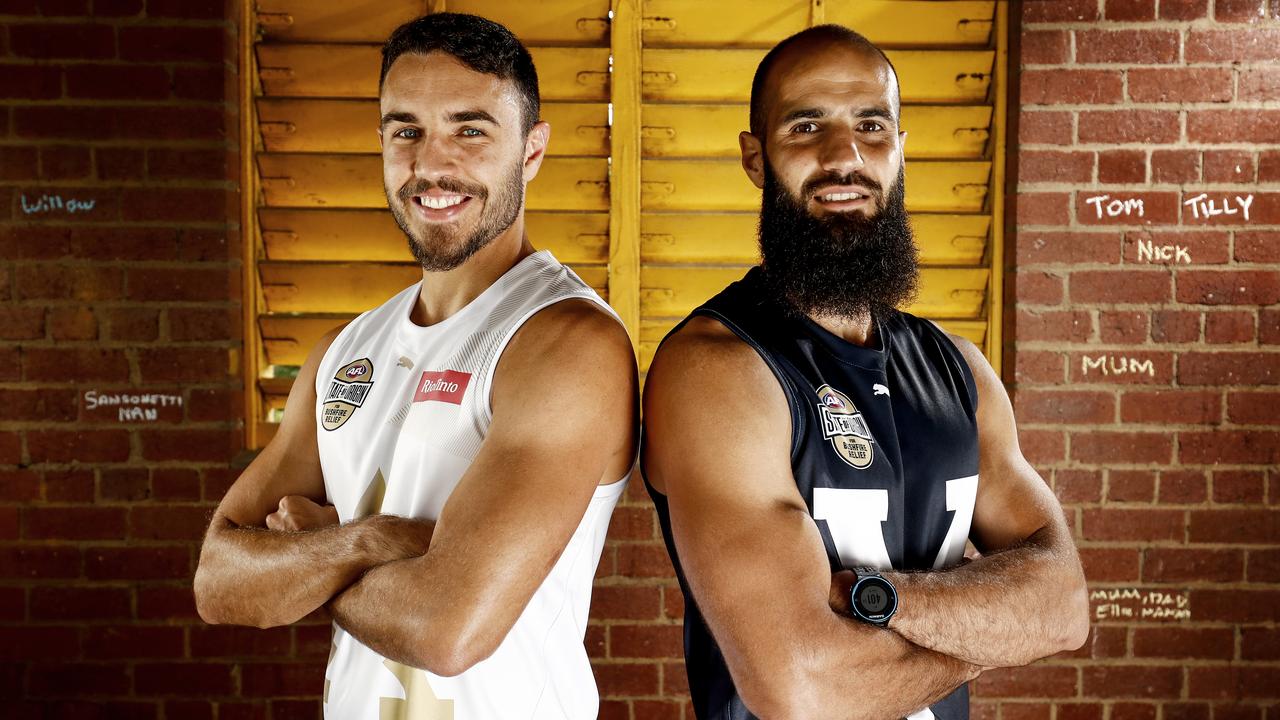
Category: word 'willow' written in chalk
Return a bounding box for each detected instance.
[1184,193,1253,221]
[83,390,183,422]
[1082,355,1156,377]
[1085,195,1143,219]
[1091,588,1190,621]
[21,194,97,215]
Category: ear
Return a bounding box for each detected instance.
[376,126,385,151]
[522,120,551,182]
[899,129,907,152]
[739,131,765,190]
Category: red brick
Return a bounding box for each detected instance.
[1108,470,1156,502]
[189,626,292,659]
[1016,271,1064,305]
[1098,311,1147,343]
[1024,0,1099,21]
[1077,192,1181,226]
[1054,469,1102,503]
[1177,271,1280,305]
[1160,471,1208,504]
[1016,310,1092,342]
[1188,110,1280,145]
[1203,150,1256,184]
[0,432,19,465]
[615,544,675,578]
[84,626,184,659]
[47,307,98,341]
[152,468,201,501]
[1216,0,1268,21]
[1124,230,1230,265]
[976,666,1078,698]
[85,546,190,580]
[65,63,170,100]
[1070,270,1171,304]
[187,387,240,422]
[1128,69,1233,104]
[173,65,226,101]
[1241,627,1280,660]
[1144,548,1243,582]
[1214,470,1266,503]
[129,505,210,541]
[9,23,114,59]
[1236,231,1280,263]
[25,506,128,541]
[1076,30,1179,64]
[592,662,659,696]
[1105,0,1156,20]
[0,306,44,339]
[610,625,683,659]
[1018,192,1071,226]
[1079,548,1139,582]
[136,585,198,621]
[145,0,224,19]
[1189,666,1280,700]
[121,187,230,223]
[43,469,94,502]
[1018,150,1095,183]
[138,348,229,383]
[1180,352,1279,386]
[1263,310,1280,345]
[0,546,80,578]
[1228,392,1280,424]
[127,266,231,302]
[1016,390,1114,424]
[31,586,130,620]
[93,0,144,15]
[15,264,123,301]
[26,663,131,696]
[39,145,92,179]
[1151,310,1200,343]
[1190,509,1280,544]
[118,25,225,63]
[0,65,63,99]
[1205,311,1256,344]
[1135,628,1233,662]
[26,429,131,463]
[1083,666,1182,699]
[0,146,39,180]
[1019,111,1073,146]
[1120,390,1220,425]
[1160,0,1209,19]
[1022,70,1122,107]
[1014,350,1065,384]
[0,469,41,501]
[1186,29,1280,62]
[1151,149,1200,184]
[1192,589,1280,623]
[0,626,80,661]
[169,307,239,341]
[1072,432,1174,465]
[1021,30,1069,65]
[1239,68,1280,101]
[135,663,234,696]
[1180,430,1280,465]
[106,308,159,341]
[1079,110,1180,145]
[1018,231,1120,265]
[1097,150,1146,184]
[96,147,145,180]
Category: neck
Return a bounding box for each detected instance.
[809,310,877,347]
[409,216,535,327]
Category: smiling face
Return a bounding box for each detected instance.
[379,51,544,271]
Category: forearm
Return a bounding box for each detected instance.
[885,528,1090,667]
[194,514,433,628]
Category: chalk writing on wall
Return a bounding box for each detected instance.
[1136,238,1191,264]
[83,390,183,422]
[1082,355,1156,377]
[1091,588,1190,621]
[1183,193,1253,221]
[20,193,97,215]
[1085,195,1144,219]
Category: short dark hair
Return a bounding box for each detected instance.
[748,24,899,138]
[380,12,540,134]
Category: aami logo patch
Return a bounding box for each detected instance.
[413,370,471,405]
[321,358,375,431]
[815,384,875,469]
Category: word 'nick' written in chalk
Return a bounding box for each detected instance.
[21,194,96,215]
[1184,193,1253,221]
[1137,238,1191,264]
[1091,588,1190,621]
[83,390,182,422]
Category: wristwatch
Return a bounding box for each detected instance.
[849,566,898,626]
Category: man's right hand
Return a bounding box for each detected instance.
[266,495,340,532]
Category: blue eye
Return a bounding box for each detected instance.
[460,127,484,137]
[394,128,420,139]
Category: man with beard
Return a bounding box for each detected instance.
[643,25,1089,720]
[194,13,638,719]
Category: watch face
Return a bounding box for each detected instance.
[853,576,897,623]
[858,583,890,613]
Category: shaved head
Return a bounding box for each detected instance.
[749,24,900,138]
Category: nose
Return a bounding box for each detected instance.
[818,127,865,177]
[411,130,461,182]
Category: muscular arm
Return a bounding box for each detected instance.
[868,336,1090,668]
[193,326,433,628]
[644,319,979,720]
[327,301,638,676]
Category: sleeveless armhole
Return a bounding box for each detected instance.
[919,317,981,415]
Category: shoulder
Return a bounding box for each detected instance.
[649,316,777,393]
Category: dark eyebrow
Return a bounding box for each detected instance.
[857,106,896,122]
[779,107,824,125]
[448,109,500,126]
[380,111,416,129]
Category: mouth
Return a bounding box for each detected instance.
[410,192,473,221]
[811,186,875,211]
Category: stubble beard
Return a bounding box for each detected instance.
[386,160,525,272]
[757,159,920,322]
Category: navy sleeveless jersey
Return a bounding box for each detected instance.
[645,267,981,720]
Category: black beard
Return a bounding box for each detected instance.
[757,161,919,322]
[387,160,524,272]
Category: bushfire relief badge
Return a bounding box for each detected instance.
[321,358,374,431]
[816,384,875,469]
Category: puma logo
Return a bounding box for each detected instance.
[397,356,414,370]
[872,384,890,397]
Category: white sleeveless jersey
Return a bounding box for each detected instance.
[314,250,628,720]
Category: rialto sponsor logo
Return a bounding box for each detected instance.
[815,384,875,469]
[321,358,375,431]
[414,369,471,405]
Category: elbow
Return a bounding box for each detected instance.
[1058,572,1091,653]
[736,657,861,720]
[408,619,503,677]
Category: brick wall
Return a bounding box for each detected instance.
[1002,1,1280,719]
[3,0,1279,718]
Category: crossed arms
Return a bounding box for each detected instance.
[194,300,638,675]
[641,317,1090,720]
